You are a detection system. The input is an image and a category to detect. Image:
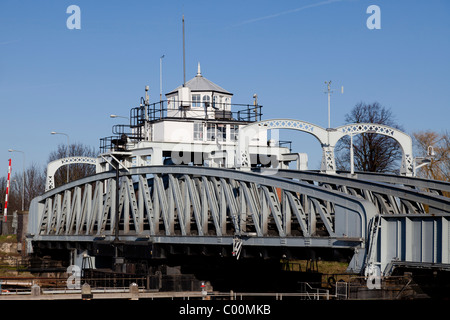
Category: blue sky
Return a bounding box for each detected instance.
[1,0,449,176]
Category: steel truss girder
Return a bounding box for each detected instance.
[28,166,450,277]
[269,169,450,214]
[337,171,450,197]
[29,166,376,245]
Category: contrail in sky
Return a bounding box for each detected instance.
[0,39,20,46]
[233,0,343,27]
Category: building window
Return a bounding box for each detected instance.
[169,97,177,109]
[207,123,215,141]
[192,94,201,107]
[219,96,224,109]
[224,97,230,109]
[217,124,226,141]
[230,125,239,141]
[194,122,203,141]
[203,95,210,108]
[213,96,219,109]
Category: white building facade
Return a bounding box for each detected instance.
[98,64,300,171]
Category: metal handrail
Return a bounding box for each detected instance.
[130,100,263,125]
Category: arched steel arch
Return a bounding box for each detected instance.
[237,119,334,172]
[29,165,378,273]
[237,119,414,176]
[45,157,98,191]
[332,123,414,176]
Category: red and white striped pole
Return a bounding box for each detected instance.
[4,159,12,223]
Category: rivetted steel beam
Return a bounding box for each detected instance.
[336,170,450,196]
[266,169,450,214]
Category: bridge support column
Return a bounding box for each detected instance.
[320,145,337,174]
[347,248,367,274]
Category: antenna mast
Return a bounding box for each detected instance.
[182,15,186,86]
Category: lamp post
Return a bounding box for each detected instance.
[110,114,129,121]
[51,131,70,183]
[350,134,355,175]
[8,149,25,211]
[160,54,165,101]
[413,145,436,176]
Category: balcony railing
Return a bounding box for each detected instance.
[130,100,262,127]
[100,100,263,153]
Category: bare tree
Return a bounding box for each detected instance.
[3,163,46,212]
[25,162,46,206]
[413,130,450,182]
[0,143,97,215]
[0,176,8,213]
[336,102,403,173]
[47,142,97,188]
[6,174,22,213]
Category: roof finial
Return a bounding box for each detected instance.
[197,62,202,77]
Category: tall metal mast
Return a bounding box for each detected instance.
[182,15,186,86]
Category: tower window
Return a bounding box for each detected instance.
[217,124,226,141]
[194,122,203,141]
[224,97,230,109]
[202,95,210,108]
[192,94,201,107]
[230,125,239,141]
[207,123,215,141]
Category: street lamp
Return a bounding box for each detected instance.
[350,134,355,175]
[110,114,129,121]
[413,145,436,176]
[8,149,25,211]
[51,131,70,183]
[160,54,165,101]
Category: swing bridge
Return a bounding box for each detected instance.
[26,117,450,289]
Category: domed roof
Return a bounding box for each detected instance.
[166,63,232,96]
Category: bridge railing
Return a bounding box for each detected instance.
[130,100,263,125]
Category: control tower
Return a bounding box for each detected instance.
[99,63,302,172]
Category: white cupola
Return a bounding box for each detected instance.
[166,63,233,119]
